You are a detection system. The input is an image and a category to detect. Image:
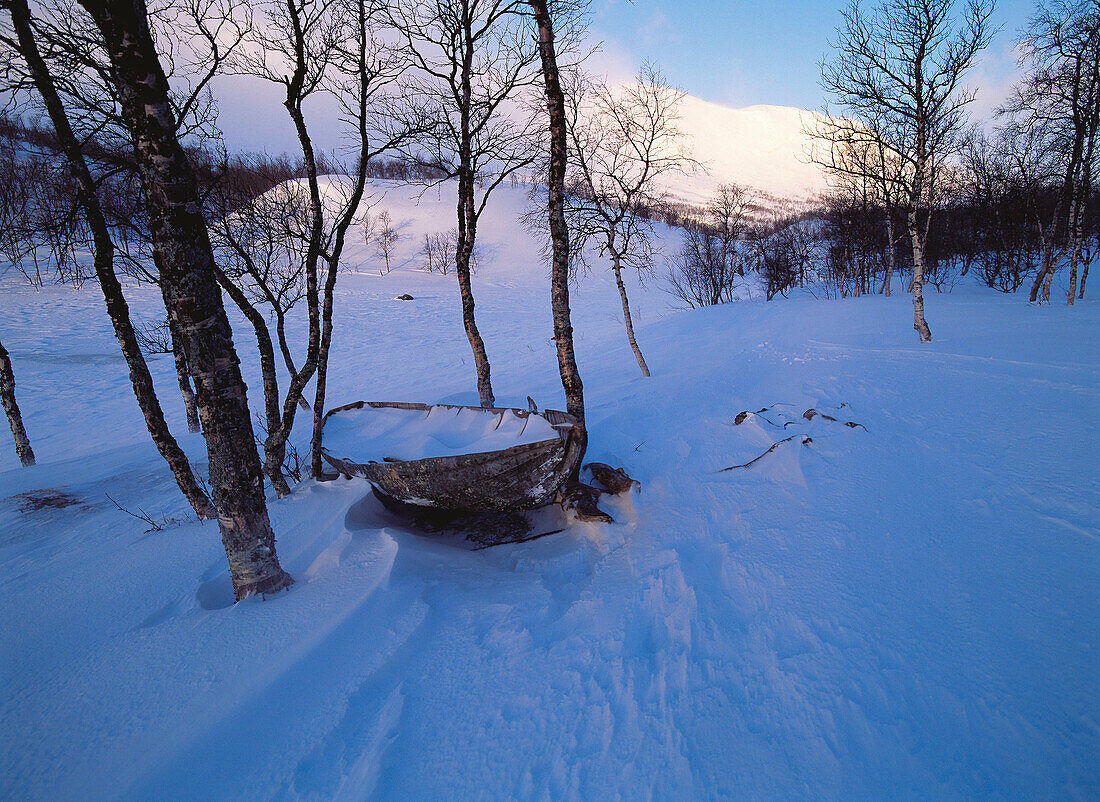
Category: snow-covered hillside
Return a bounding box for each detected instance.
[1,179,1097,799]
[665,97,830,211]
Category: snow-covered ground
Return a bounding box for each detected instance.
[1,179,1098,799]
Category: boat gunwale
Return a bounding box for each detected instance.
[319,400,577,470]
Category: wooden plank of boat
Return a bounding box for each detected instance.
[320,401,587,512]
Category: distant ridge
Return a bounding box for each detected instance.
[660,94,831,214]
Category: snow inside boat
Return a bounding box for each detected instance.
[320,401,586,512]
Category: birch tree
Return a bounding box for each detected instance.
[77,0,292,600]
[528,0,584,423]
[13,0,234,424]
[375,210,399,272]
[227,0,417,487]
[809,111,908,296]
[565,66,690,376]
[821,0,993,341]
[0,0,217,518]
[390,0,539,408]
[1005,0,1100,304]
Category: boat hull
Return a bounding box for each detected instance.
[320,401,586,512]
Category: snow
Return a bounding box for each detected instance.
[321,404,559,463]
[1,178,1098,799]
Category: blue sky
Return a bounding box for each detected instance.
[586,0,1035,112]
[212,0,1038,155]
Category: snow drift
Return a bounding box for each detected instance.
[1,178,1097,799]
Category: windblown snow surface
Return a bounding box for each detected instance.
[1,179,1098,800]
[322,405,559,464]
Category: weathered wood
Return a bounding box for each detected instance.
[321,402,586,513]
[585,462,640,495]
[719,434,813,472]
[559,480,614,523]
[167,315,200,433]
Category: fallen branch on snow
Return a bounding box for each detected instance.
[718,434,813,472]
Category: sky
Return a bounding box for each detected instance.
[586,0,1034,113]
[212,0,1039,157]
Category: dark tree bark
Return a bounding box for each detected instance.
[259,28,327,491]
[0,336,35,466]
[529,0,584,424]
[234,0,414,484]
[4,0,214,516]
[167,316,200,432]
[79,0,291,600]
[309,0,407,478]
[212,266,290,497]
[310,262,339,476]
[450,5,498,411]
[215,0,331,495]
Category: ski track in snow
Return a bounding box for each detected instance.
[1,179,1098,800]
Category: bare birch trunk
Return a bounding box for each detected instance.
[1068,194,1084,305]
[82,0,291,600]
[272,308,309,410]
[612,257,651,376]
[1042,255,1057,302]
[530,0,584,425]
[1045,193,1078,303]
[214,269,291,497]
[7,0,214,517]
[1031,237,1057,302]
[1032,154,1079,304]
[168,316,200,432]
[249,38,329,475]
[908,211,933,343]
[882,214,895,296]
[310,0,374,479]
[1060,166,1086,303]
[310,258,341,478]
[457,171,495,407]
[0,337,35,466]
[452,10,495,410]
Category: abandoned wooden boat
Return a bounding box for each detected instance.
[320,401,586,512]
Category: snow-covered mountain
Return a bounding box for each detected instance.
[664,96,831,213]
